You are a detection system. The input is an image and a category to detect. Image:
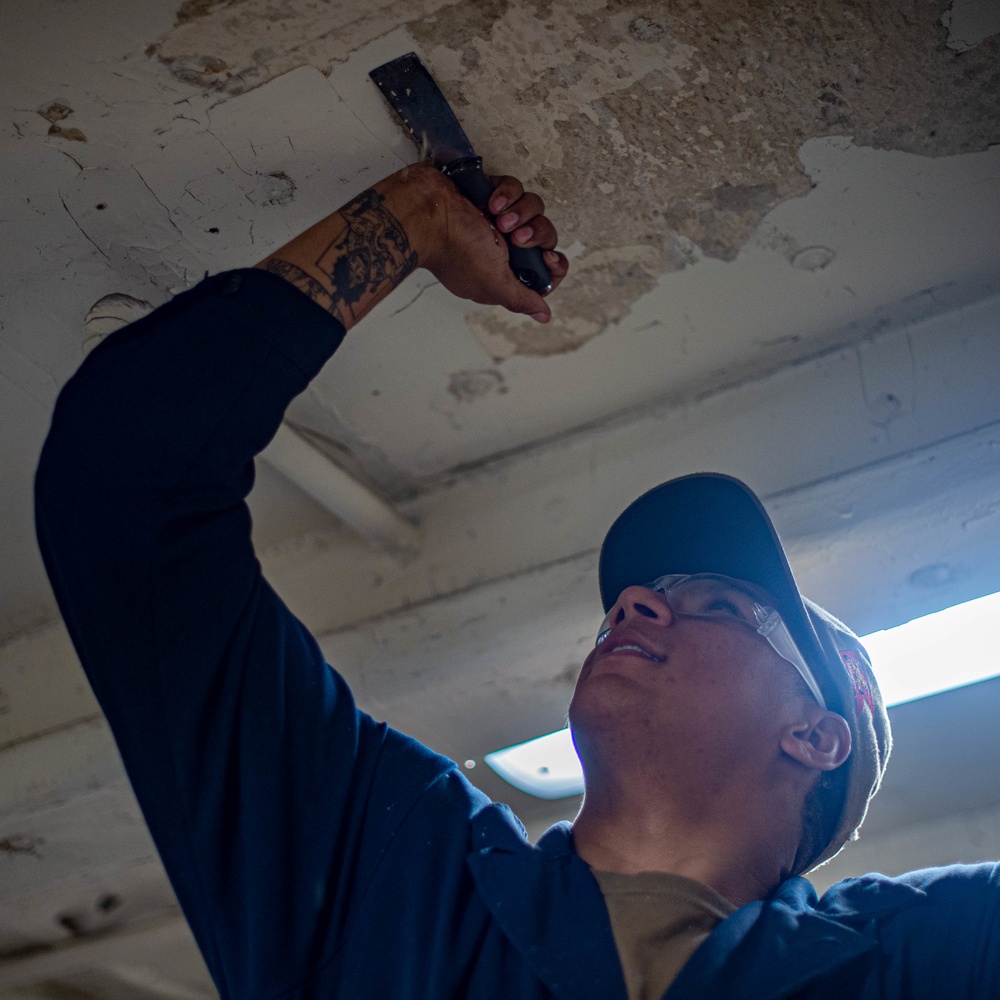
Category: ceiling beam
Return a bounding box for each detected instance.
[263,292,1000,637]
[261,422,422,557]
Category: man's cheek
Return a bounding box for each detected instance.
[577,648,598,682]
[566,658,591,715]
[567,648,602,717]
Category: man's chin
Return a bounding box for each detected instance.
[568,672,646,732]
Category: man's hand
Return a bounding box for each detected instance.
[415,170,568,323]
[256,163,567,331]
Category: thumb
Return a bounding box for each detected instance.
[501,280,551,324]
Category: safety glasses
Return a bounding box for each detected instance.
[596,573,827,707]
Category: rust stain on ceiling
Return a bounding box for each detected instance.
[153,0,999,357]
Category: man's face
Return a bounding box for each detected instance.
[568,577,809,777]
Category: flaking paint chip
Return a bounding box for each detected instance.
[38,102,73,124]
[48,125,87,142]
[792,246,836,271]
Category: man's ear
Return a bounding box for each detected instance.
[780,710,852,772]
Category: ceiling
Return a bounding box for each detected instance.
[2,0,999,996]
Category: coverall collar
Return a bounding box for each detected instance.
[468,811,925,1000]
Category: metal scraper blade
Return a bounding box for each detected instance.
[369,51,553,294]
[369,52,477,166]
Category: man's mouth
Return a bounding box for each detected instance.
[602,641,663,664]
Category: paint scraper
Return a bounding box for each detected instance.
[369,52,552,294]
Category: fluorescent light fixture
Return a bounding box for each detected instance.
[484,729,583,799]
[860,589,1000,707]
[484,590,1000,798]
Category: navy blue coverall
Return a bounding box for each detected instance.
[36,269,1000,1000]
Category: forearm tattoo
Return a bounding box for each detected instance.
[264,189,417,327]
[263,258,329,304]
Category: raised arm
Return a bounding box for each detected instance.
[35,163,565,999]
[257,162,563,328]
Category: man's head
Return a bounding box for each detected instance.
[569,473,892,874]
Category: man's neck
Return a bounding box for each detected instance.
[571,783,796,908]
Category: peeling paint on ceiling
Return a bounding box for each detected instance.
[148,0,1000,360]
[1,0,996,564]
[152,0,463,92]
[447,367,506,402]
[409,0,1000,355]
[149,0,1000,357]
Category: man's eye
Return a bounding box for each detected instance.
[706,599,746,619]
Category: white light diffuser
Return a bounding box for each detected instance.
[484,590,1000,798]
[860,589,1000,707]
[484,728,584,799]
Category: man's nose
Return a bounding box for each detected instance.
[605,584,676,632]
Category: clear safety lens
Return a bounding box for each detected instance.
[595,573,826,707]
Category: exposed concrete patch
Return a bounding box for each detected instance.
[174,0,235,26]
[628,16,666,43]
[469,245,662,359]
[151,0,462,94]
[409,0,1000,355]
[148,0,999,372]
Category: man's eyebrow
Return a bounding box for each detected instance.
[644,575,775,606]
[721,579,775,606]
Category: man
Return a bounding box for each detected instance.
[36,162,1000,999]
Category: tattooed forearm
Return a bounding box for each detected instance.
[316,188,418,323]
[262,258,346,321]
[260,186,420,328]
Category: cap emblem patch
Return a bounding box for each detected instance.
[840,649,875,717]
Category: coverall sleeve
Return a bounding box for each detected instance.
[35,269,454,998]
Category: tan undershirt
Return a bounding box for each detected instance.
[593,870,736,1000]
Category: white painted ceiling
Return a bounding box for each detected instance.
[2,1,999,996]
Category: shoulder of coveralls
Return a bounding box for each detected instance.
[76,269,347,380]
[818,862,1000,960]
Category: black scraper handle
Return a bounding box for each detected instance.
[442,157,553,294]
